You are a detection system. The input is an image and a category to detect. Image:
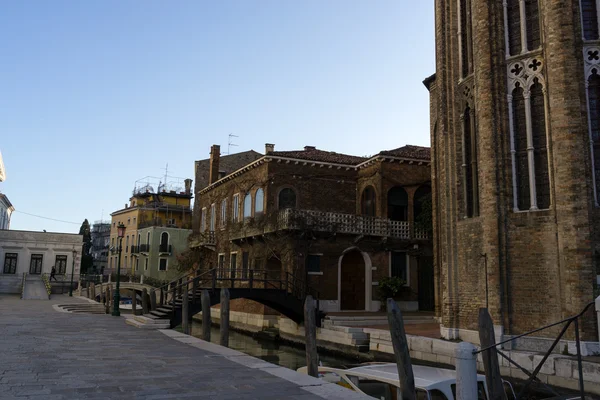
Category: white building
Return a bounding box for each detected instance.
[0,230,83,293]
[0,194,13,230]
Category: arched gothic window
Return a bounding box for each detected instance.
[582,0,599,40]
[507,0,522,55]
[278,188,296,209]
[459,0,473,78]
[462,105,479,217]
[588,69,600,203]
[243,193,252,218]
[387,187,408,221]
[512,84,531,210]
[530,80,550,209]
[414,185,432,222]
[361,186,376,217]
[255,188,264,215]
[504,0,541,55]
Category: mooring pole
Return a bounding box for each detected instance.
[387,298,416,400]
[202,289,211,342]
[220,288,230,347]
[304,295,318,377]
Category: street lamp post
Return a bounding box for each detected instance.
[69,249,77,297]
[112,223,126,317]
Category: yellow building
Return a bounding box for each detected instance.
[108,179,193,275]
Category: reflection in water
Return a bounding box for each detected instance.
[188,320,355,371]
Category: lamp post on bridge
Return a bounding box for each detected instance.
[69,249,77,297]
[112,223,125,317]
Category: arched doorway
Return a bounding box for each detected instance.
[340,250,366,310]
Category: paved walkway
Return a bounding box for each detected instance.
[0,294,368,400]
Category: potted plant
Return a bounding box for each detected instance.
[378,276,407,308]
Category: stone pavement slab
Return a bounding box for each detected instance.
[0,294,369,399]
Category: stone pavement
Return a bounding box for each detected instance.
[0,294,369,400]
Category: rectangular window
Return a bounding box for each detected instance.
[3,253,17,274]
[136,258,139,271]
[159,259,167,271]
[306,255,321,274]
[232,194,240,223]
[210,204,216,231]
[221,199,227,228]
[242,252,249,279]
[144,258,148,271]
[230,252,237,279]
[201,208,207,232]
[390,252,408,284]
[218,254,225,279]
[55,255,68,275]
[29,254,43,275]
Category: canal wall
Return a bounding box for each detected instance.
[193,311,600,395]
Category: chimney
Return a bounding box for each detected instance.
[304,146,316,151]
[209,145,221,185]
[184,178,193,195]
[265,143,275,154]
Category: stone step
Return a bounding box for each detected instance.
[134,315,168,324]
[125,318,170,329]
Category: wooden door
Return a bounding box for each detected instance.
[340,251,365,310]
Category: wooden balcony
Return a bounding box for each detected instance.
[189,231,216,249]
[231,209,429,241]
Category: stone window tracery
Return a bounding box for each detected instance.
[462,104,479,218]
[584,50,600,205]
[507,57,551,211]
[581,0,600,41]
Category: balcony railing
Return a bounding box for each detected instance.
[159,244,172,254]
[139,244,151,253]
[230,209,429,241]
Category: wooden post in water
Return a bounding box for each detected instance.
[131,290,137,315]
[142,288,149,314]
[220,289,230,347]
[149,290,157,311]
[478,308,506,400]
[387,298,416,400]
[202,289,211,341]
[182,285,190,335]
[304,295,318,377]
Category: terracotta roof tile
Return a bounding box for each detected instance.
[269,148,366,166]
[378,145,431,161]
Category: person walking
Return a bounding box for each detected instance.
[50,266,57,281]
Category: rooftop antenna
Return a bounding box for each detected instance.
[227,133,239,155]
[162,163,169,187]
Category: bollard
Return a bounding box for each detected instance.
[150,290,157,311]
[304,295,318,377]
[220,289,230,347]
[455,342,478,400]
[142,288,149,314]
[202,289,211,342]
[182,286,189,335]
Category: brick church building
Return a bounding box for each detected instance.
[427,0,600,349]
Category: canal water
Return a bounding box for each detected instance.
[187,320,358,371]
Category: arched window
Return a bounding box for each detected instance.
[125,236,129,252]
[507,0,521,55]
[582,0,599,40]
[160,232,169,252]
[530,80,550,209]
[255,188,264,215]
[525,0,540,50]
[278,188,296,209]
[361,186,376,217]
[414,185,432,222]
[462,105,479,217]
[146,232,151,247]
[459,0,473,78]
[387,187,408,221]
[243,193,252,218]
[588,69,600,203]
[512,84,530,210]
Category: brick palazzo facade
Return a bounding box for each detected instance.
[190,144,434,315]
[427,0,600,345]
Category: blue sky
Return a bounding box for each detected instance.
[0,1,435,233]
